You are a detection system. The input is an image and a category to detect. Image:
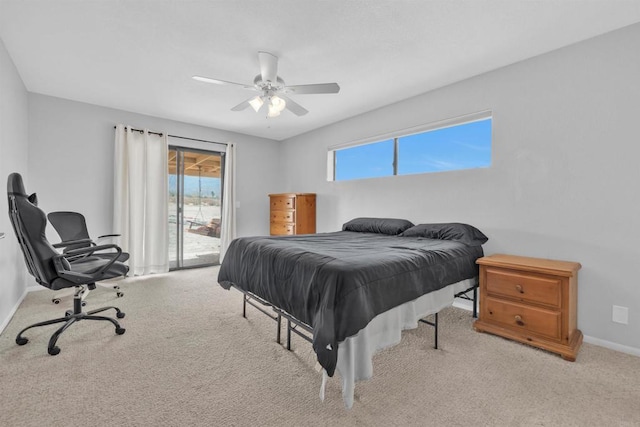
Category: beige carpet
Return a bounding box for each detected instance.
[1,267,639,426]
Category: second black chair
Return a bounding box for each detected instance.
[48,211,128,302]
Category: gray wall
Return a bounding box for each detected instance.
[279,24,640,352]
[28,94,281,240]
[0,38,29,328]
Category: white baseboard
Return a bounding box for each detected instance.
[0,285,48,335]
[0,288,29,335]
[583,335,640,357]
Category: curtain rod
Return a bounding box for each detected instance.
[169,134,228,145]
[113,125,228,146]
[113,125,163,136]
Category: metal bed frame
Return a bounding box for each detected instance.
[236,282,478,352]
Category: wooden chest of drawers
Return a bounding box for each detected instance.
[269,193,316,236]
[473,254,582,361]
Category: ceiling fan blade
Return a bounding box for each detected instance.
[284,82,340,95]
[279,95,308,116]
[258,51,278,83]
[192,75,255,90]
[231,98,252,111]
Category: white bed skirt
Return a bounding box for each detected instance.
[320,278,477,408]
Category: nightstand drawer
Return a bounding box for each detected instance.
[483,297,561,340]
[486,268,561,307]
[271,210,295,223]
[270,222,295,235]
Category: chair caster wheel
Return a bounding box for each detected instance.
[113,285,120,290]
[52,298,60,304]
[81,301,87,307]
[65,310,73,317]
[116,292,124,298]
[48,346,61,356]
[16,337,28,346]
[116,312,125,319]
[115,328,126,335]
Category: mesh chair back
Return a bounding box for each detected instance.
[48,211,92,251]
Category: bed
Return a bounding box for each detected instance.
[217,218,488,407]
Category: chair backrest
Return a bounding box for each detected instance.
[48,211,92,250]
[7,173,66,289]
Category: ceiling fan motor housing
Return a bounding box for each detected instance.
[253,75,285,91]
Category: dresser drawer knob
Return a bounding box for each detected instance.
[515,315,525,326]
[515,284,524,293]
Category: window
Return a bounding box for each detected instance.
[331,114,492,181]
[334,138,394,181]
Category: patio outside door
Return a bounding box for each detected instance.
[168,147,224,269]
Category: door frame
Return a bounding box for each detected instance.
[168,145,225,270]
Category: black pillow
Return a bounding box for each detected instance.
[342,217,414,235]
[399,223,488,246]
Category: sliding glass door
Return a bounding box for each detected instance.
[168,147,224,269]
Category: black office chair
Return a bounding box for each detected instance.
[48,211,128,301]
[7,173,128,355]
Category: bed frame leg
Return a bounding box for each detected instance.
[434,312,438,349]
[242,295,247,318]
[473,286,478,318]
[419,312,439,349]
[287,319,292,350]
[276,313,282,344]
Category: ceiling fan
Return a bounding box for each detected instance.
[192,51,340,118]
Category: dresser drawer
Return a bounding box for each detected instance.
[270,196,295,210]
[270,222,295,236]
[271,210,295,223]
[483,297,561,340]
[486,268,561,308]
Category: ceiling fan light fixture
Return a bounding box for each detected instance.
[267,103,281,118]
[248,96,264,112]
[270,95,286,112]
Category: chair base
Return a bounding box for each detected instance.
[16,285,126,355]
[51,282,124,305]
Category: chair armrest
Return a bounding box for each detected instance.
[96,234,121,244]
[61,244,123,277]
[97,233,121,239]
[63,243,120,257]
[52,238,94,249]
[52,257,93,284]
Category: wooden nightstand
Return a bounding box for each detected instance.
[473,254,582,361]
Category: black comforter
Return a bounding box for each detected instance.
[218,231,483,376]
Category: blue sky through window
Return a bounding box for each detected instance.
[398,119,491,175]
[334,118,491,181]
[335,139,394,180]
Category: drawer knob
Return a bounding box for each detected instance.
[515,315,525,326]
[515,284,524,293]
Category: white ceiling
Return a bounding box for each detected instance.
[1,1,640,141]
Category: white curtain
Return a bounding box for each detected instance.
[219,142,236,262]
[114,125,169,275]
